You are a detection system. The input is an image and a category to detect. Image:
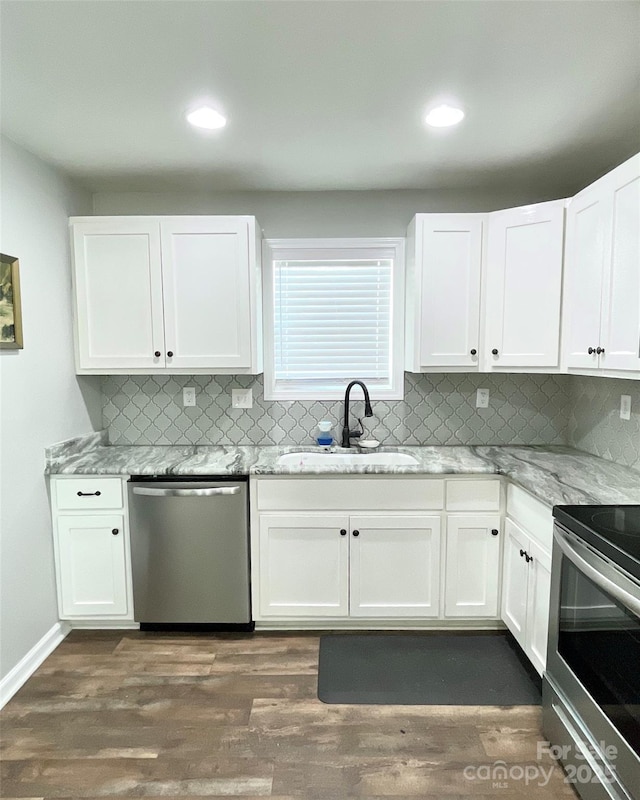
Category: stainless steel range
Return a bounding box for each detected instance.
[544,505,640,800]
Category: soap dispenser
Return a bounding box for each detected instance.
[315,420,334,447]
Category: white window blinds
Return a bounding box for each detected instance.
[273,259,393,387]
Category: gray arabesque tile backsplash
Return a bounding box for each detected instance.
[102,372,640,472]
[567,376,640,471]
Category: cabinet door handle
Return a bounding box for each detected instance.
[77,490,101,497]
[154,351,161,358]
[340,529,347,536]
[588,347,596,355]
[519,548,525,557]
[596,346,605,355]
[525,553,533,563]
[167,351,174,358]
[111,528,119,536]
[352,530,360,537]
[491,348,499,356]
[491,529,499,536]
[470,349,477,356]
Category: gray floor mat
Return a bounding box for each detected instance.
[318,632,542,705]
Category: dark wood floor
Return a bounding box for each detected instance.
[0,631,578,798]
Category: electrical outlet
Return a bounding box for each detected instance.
[183,387,196,407]
[620,394,631,421]
[232,388,253,409]
[476,388,490,409]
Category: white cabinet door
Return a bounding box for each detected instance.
[525,540,552,676]
[412,215,483,369]
[444,514,501,618]
[72,220,165,370]
[485,200,565,368]
[349,515,441,617]
[501,518,530,647]
[563,183,609,369]
[258,514,349,617]
[599,155,640,372]
[56,514,128,617]
[160,217,253,370]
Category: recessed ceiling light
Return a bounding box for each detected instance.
[424,104,465,128]
[186,106,227,130]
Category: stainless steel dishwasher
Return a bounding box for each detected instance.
[128,477,252,630]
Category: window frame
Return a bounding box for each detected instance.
[262,237,405,401]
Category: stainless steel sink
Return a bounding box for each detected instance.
[277,451,420,467]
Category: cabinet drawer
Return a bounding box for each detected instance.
[54,478,124,510]
[256,477,444,511]
[445,479,501,511]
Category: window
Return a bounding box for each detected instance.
[263,238,405,400]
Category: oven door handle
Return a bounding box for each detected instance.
[555,526,640,617]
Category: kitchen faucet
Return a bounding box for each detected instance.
[341,380,374,447]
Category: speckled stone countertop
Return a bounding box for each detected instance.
[46,434,640,509]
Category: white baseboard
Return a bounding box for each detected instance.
[255,619,506,631]
[0,621,70,709]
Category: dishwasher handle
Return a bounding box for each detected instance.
[132,486,241,498]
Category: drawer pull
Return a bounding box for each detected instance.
[77,490,101,497]
[491,528,499,536]
[112,528,119,536]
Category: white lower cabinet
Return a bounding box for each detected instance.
[56,514,129,617]
[444,514,501,618]
[349,515,441,618]
[51,476,133,622]
[258,514,350,617]
[501,516,552,675]
[502,518,530,645]
[253,476,504,624]
[258,512,441,618]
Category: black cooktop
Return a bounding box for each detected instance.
[553,505,640,581]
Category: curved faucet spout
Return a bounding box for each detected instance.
[342,380,374,448]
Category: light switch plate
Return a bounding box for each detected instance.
[620,394,631,420]
[183,387,196,407]
[232,388,253,409]
[476,388,490,409]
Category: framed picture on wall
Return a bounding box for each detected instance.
[0,253,24,349]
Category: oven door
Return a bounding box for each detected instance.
[545,522,640,800]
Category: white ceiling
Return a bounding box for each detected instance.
[1,0,639,195]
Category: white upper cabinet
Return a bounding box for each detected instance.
[160,218,254,371]
[406,203,566,373]
[561,183,607,370]
[405,214,484,371]
[563,153,640,374]
[484,199,566,369]
[71,215,262,374]
[72,219,165,371]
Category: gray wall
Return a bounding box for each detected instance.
[0,137,99,684]
[92,186,559,238]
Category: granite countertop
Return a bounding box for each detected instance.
[46,434,640,509]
